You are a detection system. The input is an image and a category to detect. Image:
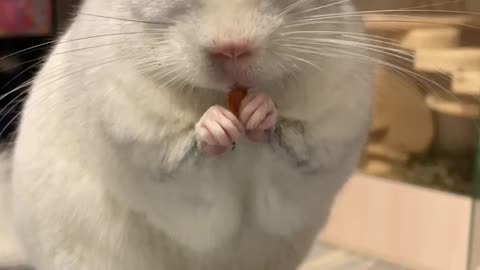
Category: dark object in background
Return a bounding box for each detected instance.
[0,38,52,141]
[56,0,80,32]
[0,0,53,37]
[0,0,80,142]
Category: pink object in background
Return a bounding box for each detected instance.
[0,0,52,37]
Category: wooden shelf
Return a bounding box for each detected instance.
[425,94,479,118]
[366,143,409,162]
[452,70,480,95]
[399,27,461,50]
[415,48,480,72]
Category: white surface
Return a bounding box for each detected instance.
[320,173,471,270]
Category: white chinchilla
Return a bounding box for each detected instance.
[10,0,372,269]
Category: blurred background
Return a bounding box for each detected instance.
[0,1,479,270]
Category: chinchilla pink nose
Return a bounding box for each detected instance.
[208,41,253,61]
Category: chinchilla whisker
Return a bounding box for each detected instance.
[282,44,456,98]
[290,0,351,15]
[0,31,168,61]
[78,12,178,25]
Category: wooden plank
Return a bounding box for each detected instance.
[415,48,480,72]
[467,0,480,12]
[399,28,461,50]
[425,94,479,118]
[320,173,472,270]
[452,71,480,95]
[366,143,409,162]
[364,14,480,32]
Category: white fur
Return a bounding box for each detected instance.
[11,0,372,269]
[0,150,29,268]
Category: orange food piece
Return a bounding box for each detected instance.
[227,86,248,117]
